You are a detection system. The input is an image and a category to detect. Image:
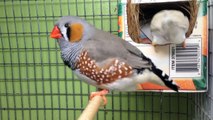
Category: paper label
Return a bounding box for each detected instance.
[170,37,202,78]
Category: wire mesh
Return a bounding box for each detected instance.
[192,0,213,120]
[0,0,212,120]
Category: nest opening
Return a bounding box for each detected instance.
[126,0,198,44]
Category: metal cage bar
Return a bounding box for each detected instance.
[192,0,213,120]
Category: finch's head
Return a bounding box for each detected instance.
[50,16,92,43]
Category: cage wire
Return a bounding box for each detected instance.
[193,1,213,120]
[0,0,212,120]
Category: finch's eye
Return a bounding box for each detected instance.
[64,23,69,28]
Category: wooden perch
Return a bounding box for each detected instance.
[78,96,103,120]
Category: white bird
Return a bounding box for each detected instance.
[150,10,189,47]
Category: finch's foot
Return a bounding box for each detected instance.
[90,89,109,106]
[151,42,157,46]
[182,41,186,48]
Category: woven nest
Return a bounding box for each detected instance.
[126,0,199,44]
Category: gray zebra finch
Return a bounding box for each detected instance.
[50,16,179,105]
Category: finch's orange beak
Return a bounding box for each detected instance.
[50,26,62,39]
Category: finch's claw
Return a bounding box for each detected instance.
[90,89,109,106]
[182,41,186,48]
[152,42,157,46]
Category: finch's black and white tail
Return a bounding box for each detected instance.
[151,66,179,92]
[141,53,179,92]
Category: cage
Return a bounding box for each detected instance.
[0,0,212,120]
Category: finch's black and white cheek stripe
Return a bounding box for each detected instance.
[60,25,69,41]
[66,26,71,41]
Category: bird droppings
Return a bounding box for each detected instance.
[76,51,133,84]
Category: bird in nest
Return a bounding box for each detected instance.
[50,16,179,105]
[150,10,189,47]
